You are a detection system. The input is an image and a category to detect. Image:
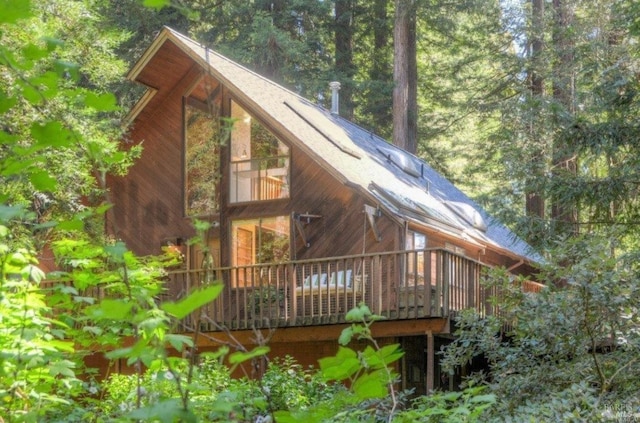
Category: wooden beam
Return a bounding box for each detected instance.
[192,318,449,349]
[426,330,434,393]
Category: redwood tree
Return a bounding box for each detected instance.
[392,0,418,154]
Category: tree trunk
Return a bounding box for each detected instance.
[393,0,417,154]
[335,0,355,119]
[369,0,392,134]
[526,0,546,224]
[551,0,578,236]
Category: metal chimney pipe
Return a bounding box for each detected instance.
[329,81,341,115]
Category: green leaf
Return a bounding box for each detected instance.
[82,326,103,336]
[88,299,134,321]
[0,0,32,24]
[363,343,403,369]
[165,334,194,352]
[103,241,128,263]
[30,71,59,99]
[43,37,63,52]
[47,339,75,353]
[469,394,496,404]
[48,360,76,378]
[352,369,388,399]
[104,346,132,360]
[228,345,270,365]
[142,0,171,10]
[84,92,119,111]
[20,81,42,104]
[95,203,113,215]
[0,205,25,223]
[319,347,360,381]
[30,121,73,148]
[127,399,197,423]
[272,411,300,423]
[0,90,17,114]
[24,263,45,283]
[57,218,84,231]
[29,170,57,191]
[22,43,48,61]
[345,304,369,321]
[9,250,29,265]
[338,326,354,345]
[161,284,223,319]
[54,60,79,80]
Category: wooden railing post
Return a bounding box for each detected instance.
[434,250,442,316]
[442,251,449,316]
[424,249,432,317]
[289,262,297,325]
[372,254,382,315]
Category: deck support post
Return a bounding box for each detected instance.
[426,330,434,393]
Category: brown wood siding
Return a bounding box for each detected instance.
[219,142,401,267]
[108,66,204,255]
[135,40,194,92]
[292,148,399,259]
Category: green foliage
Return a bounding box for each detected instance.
[261,356,341,411]
[0,228,84,421]
[441,231,640,421]
[90,354,342,422]
[276,303,405,422]
[472,0,640,248]
[162,284,224,320]
[396,385,496,423]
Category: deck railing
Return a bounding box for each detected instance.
[40,249,544,332]
[161,249,545,331]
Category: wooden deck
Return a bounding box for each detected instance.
[162,249,544,332]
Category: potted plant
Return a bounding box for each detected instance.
[250,284,285,322]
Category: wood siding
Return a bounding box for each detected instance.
[108,43,202,255]
[220,143,400,267]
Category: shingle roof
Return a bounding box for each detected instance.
[130,27,542,264]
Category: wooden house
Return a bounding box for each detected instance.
[107,27,542,394]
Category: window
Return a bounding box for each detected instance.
[229,101,290,203]
[231,216,290,286]
[406,231,426,251]
[184,96,221,216]
[406,231,427,286]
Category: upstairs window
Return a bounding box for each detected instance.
[184,93,221,216]
[406,231,427,285]
[406,231,427,251]
[229,101,290,203]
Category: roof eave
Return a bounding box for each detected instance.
[127,27,173,82]
[122,88,157,128]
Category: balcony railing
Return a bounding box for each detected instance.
[229,156,289,202]
[161,249,545,332]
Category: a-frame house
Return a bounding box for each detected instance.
[108,27,542,394]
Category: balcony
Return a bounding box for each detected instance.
[229,156,289,203]
[162,249,544,332]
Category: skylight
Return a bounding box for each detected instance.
[375,145,422,178]
[371,183,458,227]
[443,201,488,232]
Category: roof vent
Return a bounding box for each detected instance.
[329,81,340,115]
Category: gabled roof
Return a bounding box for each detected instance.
[128,27,542,264]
